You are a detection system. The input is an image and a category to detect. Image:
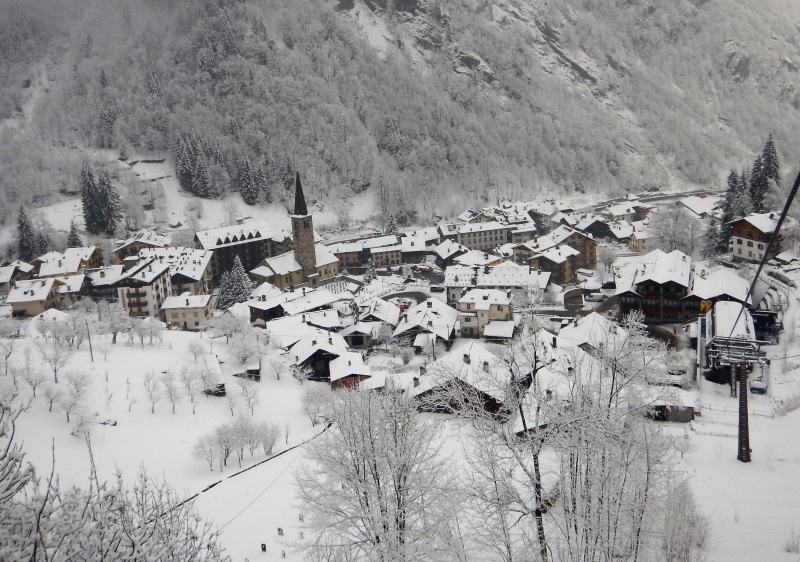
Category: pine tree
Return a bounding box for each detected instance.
[735,169,751,217]
[80,160,96,227]
[716,171,740,253]
[238,157,257,205]
[67,221,83,248]
[256,166,271,203]
[88,168,123,235]
[36,232,51,256]
[17,207,37,262]
[192,154,210,198]
[761,133,781,186]
[100,68,108,88]
[386,214,397,234]
[749,155,768,213]
[215,255,255,309]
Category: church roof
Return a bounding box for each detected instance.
[294,172,308,216]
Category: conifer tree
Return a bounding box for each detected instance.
[35,232,51,256]
[87,168,123,235]
[192,154,210,198]
[386,214,397,234]
[238,157,257,205]
[99,68,108,88]
[17,207,37,262]
[761,133,781,186]
[67,221,83,248]
[215,255,255,309]
[749,155,768,213]
[80,160,96,226]
[256,166,271,203]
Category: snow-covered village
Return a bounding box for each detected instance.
[4,1,800,560]
[2,146,800,561]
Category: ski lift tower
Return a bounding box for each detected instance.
[704,301,767,462]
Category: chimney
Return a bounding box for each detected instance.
[483,294,489,300]
[312,340,317,346]
[302,314,306,322]
[483,361,489,371]
[419,365,426,375]
[328,337,333,345]
[100,271,105,278]
[427,301,432,308]
[186,298,189,306]
[463,354,471,364]
[348,360,351,366]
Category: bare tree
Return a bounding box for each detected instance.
[214,423,237,469]
[42,384,62,412]
[100,301,132,344]
[22,368,46,397]
[269,356,284,380]
[178,367,200,412]
[96,342,112,361]
[597,245,617,278]
[238,380,260,415]
[230,333,259,365]
[160,370,180,414]
[296,389,462,561]
[187,340,204,362]
[0,334,18,375]
[256,421,281,455]
[193,434,217,471]
[64,371,93,399]
[36,340,73,384]
[143,371,161,414]
[300,384,332,426]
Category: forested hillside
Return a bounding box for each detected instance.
[2,0,800,230]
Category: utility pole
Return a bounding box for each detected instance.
[736,362,751,463]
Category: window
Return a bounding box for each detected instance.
[758,244,764,250]
[737,239,742,245]
[747,241,753,247]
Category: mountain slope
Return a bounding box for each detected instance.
[1,0,799,229]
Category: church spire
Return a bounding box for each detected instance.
[293,171,308,216]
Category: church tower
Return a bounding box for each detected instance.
[291,172,317,279]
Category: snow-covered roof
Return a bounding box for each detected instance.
[37,249,91,277]
[549,225,593,245]
[413,340,513,403]
[459,289,511,310]
[329,351,371,382]
[370,244,402,254]
[557,312,629,352]
[453,250,503,267]
[361,298,400,326]
[393,298,459,341]
[256,252,301,277]
[532,244,580,265]
[687,266,752,304]
[340,321,382,337]
[54,274,86,294]
[361,235,399,249]
[119,258,171,284]
[0,261,34,284]
[114,230,171,253]
[434,239,468,260]
[138,247,213,282]
[6,278,61,303]
[85,265,126,287]
[483,320,515,339]
[614,249,692,295]
[264,315,326,348]
[303,309,343,330]
[290,333,349,366]
[161,293,212,310]
[251,282,282,299]
[444,262,551,291]
[282,289,345,316]
[31,308,71,323]
[456,221,509,234]
[574,214,607,231]
[195,220,273,250]
[402,226,440,243]
[609,221,634,240]
[734,212,798,235]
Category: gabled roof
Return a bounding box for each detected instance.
[138,247,213,282]
[556,312,629,352]
[456,221,509,234]
[290,333,349,366]
[412,340,513,403]
[329,351,371,382]
[54,274,86,294]
[117,258,171,285]
[444,262,551,291]
[393,298,459,341]
[195,220,273,251]
[161,293,212,310]
[361,298,400,326]
[549,225,594,245]
[113,230,171,254]
[531,244,580,265]
[434,239,468,260]
[459,288,511,310]
[614,249,691,295]
[679,195,722,218]
[685,266,752,305]
[0,261,34,284]
[453,250,503,267]
[6,278,62,304]
[282,289,345,316]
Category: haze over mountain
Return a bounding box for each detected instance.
[2,0,800,228]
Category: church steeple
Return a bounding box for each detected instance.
[293,172,308,216]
